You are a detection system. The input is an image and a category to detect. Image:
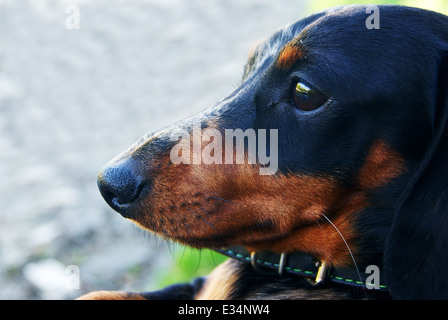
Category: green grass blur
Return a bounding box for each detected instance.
[155,246,228,288]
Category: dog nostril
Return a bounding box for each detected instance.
[102,190,126,209]
[97,162,146,214]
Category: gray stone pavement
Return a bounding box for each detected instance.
[0,0,308,299]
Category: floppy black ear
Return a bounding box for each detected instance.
[384,52,448,299]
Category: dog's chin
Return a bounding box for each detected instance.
[168,236,229,249]
[124,214,270,250]
[127,221,230,249]
[127,218,229,247]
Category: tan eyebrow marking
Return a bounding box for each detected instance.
[276,40,305,70]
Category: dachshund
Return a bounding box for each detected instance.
[78,5,448,300]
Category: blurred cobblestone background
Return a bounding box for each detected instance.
[0,0,308,299]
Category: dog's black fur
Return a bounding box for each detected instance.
[79,5,448,300]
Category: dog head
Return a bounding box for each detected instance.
[97,6,448,298]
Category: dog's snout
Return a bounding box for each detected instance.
[97,159,147,217]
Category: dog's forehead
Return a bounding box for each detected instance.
[245,5,446,87]
[244,7,370,76]
[258,6,444,63]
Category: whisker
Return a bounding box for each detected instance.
[199,216,217,231]
[179,244,187,265]
[177,208,192,234]
[208,196,243,208]
[315,219,324,231]
[321,213,368,298]
[187,207,217,231]
[198,204,212,219]
[165,239,175,257]
[209,249,217,266]
[195,250,202,273]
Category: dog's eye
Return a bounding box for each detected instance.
[292,81,328,111]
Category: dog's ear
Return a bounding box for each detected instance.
[384,51,448,299]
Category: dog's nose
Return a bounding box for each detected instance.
[97,159,147,217]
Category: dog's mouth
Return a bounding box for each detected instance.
[97,154,349,254]
[124,191,288,249]
[122,188,364,268]
[105,171,355,264]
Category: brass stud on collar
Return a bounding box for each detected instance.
[305,261,328,286]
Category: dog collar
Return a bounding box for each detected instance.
[216,246,388,292]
